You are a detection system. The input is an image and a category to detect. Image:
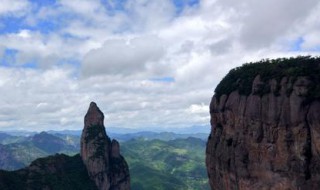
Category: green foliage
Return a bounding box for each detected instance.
[1,133,210,190]
[121,137,210,190]
[214,56,320,100]
[0,133,79,171]
[130,163,187,190]
[85,125,110,158]
[84,125,106,142]
[0,154,98,190]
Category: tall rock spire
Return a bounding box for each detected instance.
[80,102,130,190]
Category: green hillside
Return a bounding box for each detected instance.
[122,137,210,190]
[0,132,78,170]
[0,131,210,189]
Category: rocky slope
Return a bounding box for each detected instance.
[0,154,98,190]
[206,57,320,189]
[81,102,130,190]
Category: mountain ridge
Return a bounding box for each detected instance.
[0,102,130,190]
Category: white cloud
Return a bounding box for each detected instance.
[0,0,320,131]
[220,0,319,48]
[0,0,30,16]
[124,0,176,31]
[187,104,208,114]
[82,35,166,77]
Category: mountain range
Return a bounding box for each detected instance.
[0,128,209,189]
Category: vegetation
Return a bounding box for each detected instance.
[84,125,107,142]
[214,56,320,99]
[0,154,98,190]
[122,137,210,190]
[0,132,210,189]
[0,132,79,170]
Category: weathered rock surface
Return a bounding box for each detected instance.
[81,102,130,190]
[207,75,320,189]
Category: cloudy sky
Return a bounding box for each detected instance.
[0,0,320,132]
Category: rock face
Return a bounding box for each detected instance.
[206,61,320,189]
[81,102,130,190]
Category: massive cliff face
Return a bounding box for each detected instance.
[81,102,130,190]
[206,58,320,190]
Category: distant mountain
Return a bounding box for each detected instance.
[0,132,209,189]
[122,137,210,190]
[0,102,130,190]
[32,132,77,154]
[106,125,210,134]
[0,144,24,170]
[109,131,208,142]
[47,130,82,136]
[0,129,209,171]
[0,131,36,137]
[0,132,27,145]
[0,133,11,141]
[0,132,79,170]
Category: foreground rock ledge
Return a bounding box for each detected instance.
[81,102,130,190]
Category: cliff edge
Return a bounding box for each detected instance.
[206,57,320,189]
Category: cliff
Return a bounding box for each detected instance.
[206,57,320,189]
[81,102,130,190]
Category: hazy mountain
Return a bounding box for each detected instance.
[32,132,77,154]
[0,132,79,170]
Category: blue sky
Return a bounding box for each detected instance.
[0,0,320,131]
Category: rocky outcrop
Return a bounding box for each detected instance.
[0,102,130,190]
[206,59,320,189]
[81,102,130,190]
[0,154,98,190]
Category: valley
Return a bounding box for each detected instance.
[0,130,209,190]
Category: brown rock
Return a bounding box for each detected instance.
[206,76,320,190]
[112,140,120,158]
[81,102,130,190]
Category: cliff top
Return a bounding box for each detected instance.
[214,56,320,99]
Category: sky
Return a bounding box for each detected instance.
[0,0,320,132]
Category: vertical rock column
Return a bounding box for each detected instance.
[80,102,130,190]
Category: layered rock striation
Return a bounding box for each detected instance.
[206,57,320,189]
[81,102,130,190]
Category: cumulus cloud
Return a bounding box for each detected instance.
[82,35,166,77]
[0,0,30,16]
[0,0,320,131]
[216,0,319,48]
